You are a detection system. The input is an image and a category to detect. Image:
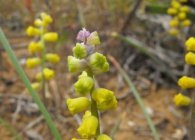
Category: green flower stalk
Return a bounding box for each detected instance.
[67,28,117,139]
[25,12,60,100]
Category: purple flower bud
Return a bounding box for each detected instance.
[76,28,90,42]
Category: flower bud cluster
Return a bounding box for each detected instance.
[173,37,195,106]
[66,28,116,139]
[167,0,191,36]
[25,12,60,90]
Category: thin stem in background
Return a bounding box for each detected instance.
[40,25,47,104]
[0,27,62,140]
[120,0,143,35]
[108,55,160,140]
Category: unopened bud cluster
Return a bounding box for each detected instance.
[26,12,60,91]
[173,37,195,106]
[167,0,191,36]
[66,28,116,140]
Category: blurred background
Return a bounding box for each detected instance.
[0,0,195,139]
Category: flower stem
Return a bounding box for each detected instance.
[40,26,47,104]
[88,70,100,137]
[90,95,100,136]
[0,28,62,140]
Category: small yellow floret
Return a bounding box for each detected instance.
[180,6,189,12]
[43,32,58,42]
[167,8,178,15]
[43,68,55,80]
[26,26,40,36]
[185,52,195,65]
[45,53,60,64]
[41,12,53,26]
[177,12,186,20]
[178,76,195,89]
[26,58,41,69]
[31,82,41,90]
[169,19,179,27]
[34,19,43,27]
[28,42,43,54]
[169,28,179,36]
[171,1,181,9]
[173,93,191,106]
[181,19,191,27]
[185,37,195,51]
[36,68,55,81]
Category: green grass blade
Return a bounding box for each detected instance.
[0,27,61,140]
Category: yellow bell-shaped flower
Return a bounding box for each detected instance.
[185,37,195,51]
[74,71,94,96]
[66,97,90,115]
[185,52,195,65]
[45,53,60,64]
[77,113,98,139]
[92,88,117,111]
[26,57,41,69]
[178,76,195,89]
[26,26,40,36]
[89,52,109,75]
[67,56,87,73]
[173,93,191,106]
[43,32,58,42]
[97,134,112,140]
